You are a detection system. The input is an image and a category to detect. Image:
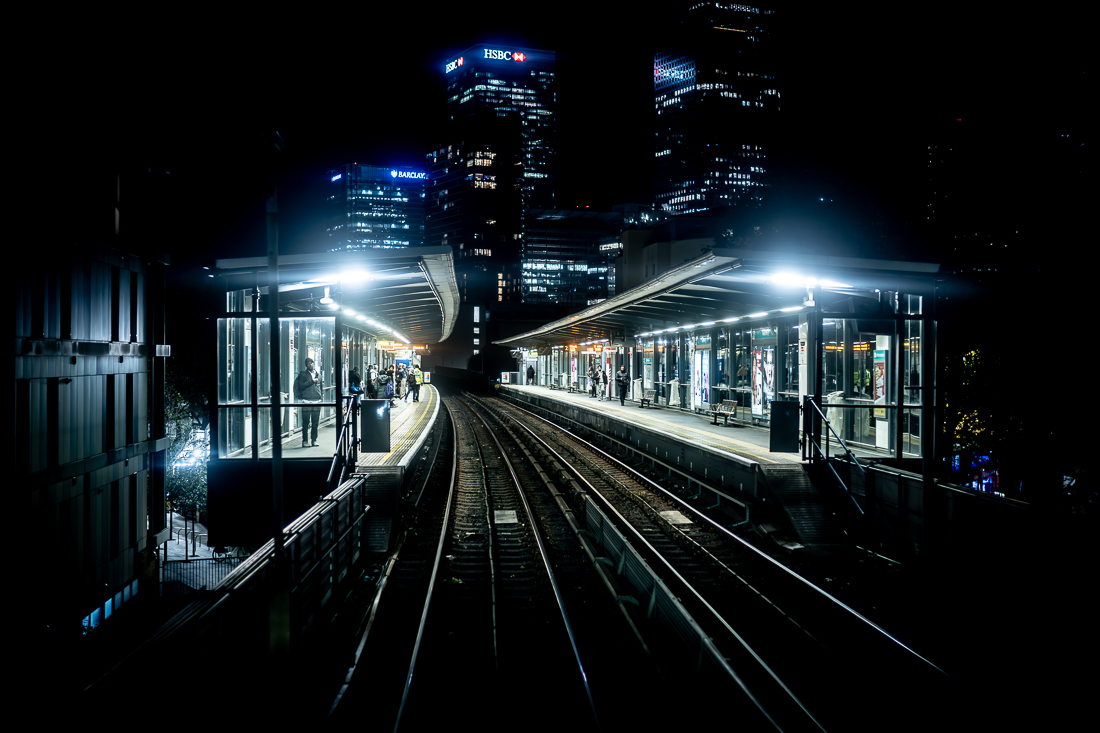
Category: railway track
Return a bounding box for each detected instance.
[474,393,954,733]
[331,392,951,731]
[332,397,599,730]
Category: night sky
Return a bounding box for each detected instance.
[38,4,1085,271]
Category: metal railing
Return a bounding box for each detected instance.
[326,394,360,494]
[162,556,247,594]
[803,396,866,515]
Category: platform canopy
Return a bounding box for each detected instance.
[494,248,940,347]
[216,246,460,345]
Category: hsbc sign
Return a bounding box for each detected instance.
[447,48,529,73]
[484,48,526,62]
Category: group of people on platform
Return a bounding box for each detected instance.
[526,362,632,406]
[350,363,422,408]
[294,360,424,447]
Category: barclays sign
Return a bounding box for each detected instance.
[391,170,426,180]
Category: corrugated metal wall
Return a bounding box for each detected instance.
[16,245,166,625]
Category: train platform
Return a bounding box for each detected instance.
[500,384,902,467]
[501,383,804,466]
[497,383,860,548]
[254,385,440,469]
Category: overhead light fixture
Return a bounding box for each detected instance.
[723,317,740,322]
[770,273,818,288]
[698,321,715,326]
[338,269,371,284]
[748,312,768,318]
[320,287,333,305]
[780,306,803,312]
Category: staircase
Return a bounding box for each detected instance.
[760,464,847,546]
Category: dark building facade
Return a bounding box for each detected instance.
[522,209,627,307]
[15,175,170,641]
[654,3,780,215]
[325,163,428,251]
[427,44,557,306]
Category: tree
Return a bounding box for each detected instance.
[165,385,208,519]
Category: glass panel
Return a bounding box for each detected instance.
[217,407,252,458]
[781,321,800,398]
[217,317,251,406]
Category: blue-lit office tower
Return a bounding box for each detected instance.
[428,44,557,304]
[654,3,779,215]
[325,164,427,250]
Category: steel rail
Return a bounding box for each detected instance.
[391,403,460,731]
[491,401,814,732]
[462,396,601,729]
[328,404,456,719]
[504,398,948,678]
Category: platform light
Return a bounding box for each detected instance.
[770,273,817,288]
[320,287,333,305]
[343,308,356,316]
[338,269,371,284]
[723,317,740,322]
[748,312,768,318]
[698,321,715,326]
[780,306,803,312]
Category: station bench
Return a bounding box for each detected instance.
[706,399,739,425]
[639,388,657,408]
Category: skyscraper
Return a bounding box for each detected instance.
[325,163,428,251]
[427,44,557,304]
[654,3,779,215]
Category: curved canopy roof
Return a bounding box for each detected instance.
[216,247,460,345]
[494,247,940,347]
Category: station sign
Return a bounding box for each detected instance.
[483,48,526,62]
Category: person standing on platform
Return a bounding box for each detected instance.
[588,363,597,398]
[366,364,377,400]
[295,357,323,447]
[527,364,535,385]
[349,367,363,410]
[615,365,629,406]
[411,365,423,402]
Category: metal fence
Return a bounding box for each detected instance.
[162,557,247,594]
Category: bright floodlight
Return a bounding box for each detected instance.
[319,286,333,305]
[339,269,371,284]
[770,273,814,288]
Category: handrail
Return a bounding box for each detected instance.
[804,397,866,517]
[326,395,359,491]
[805,397,866,476]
